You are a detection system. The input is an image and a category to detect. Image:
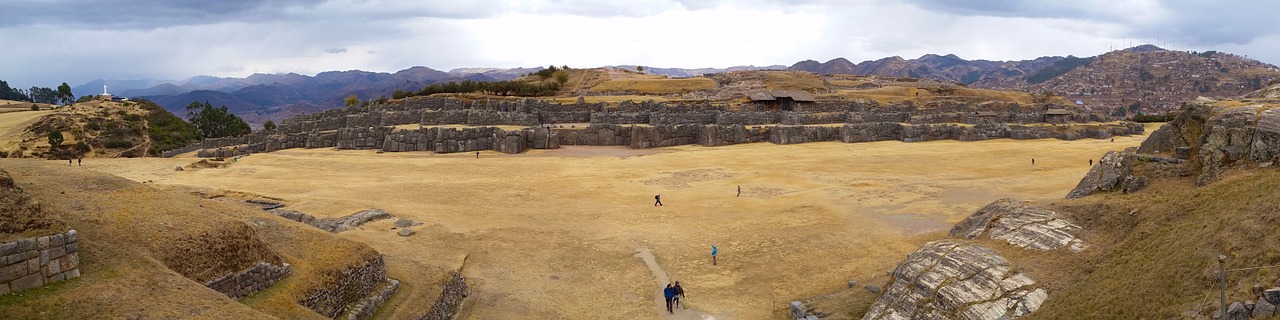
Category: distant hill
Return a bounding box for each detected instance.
[790,45,1280,115]
[113,67,493,125]
[789,55,1063,85]
[605,65,787,78]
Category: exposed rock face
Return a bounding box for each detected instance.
[1138,103,1280,185]
[1066,150,1136,198]
[862,241,1046,320]
[949,198,1086,252]
[270,208,392,233]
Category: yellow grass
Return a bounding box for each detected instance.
[75,131,1149,319]
[590,78,718,94]
[762,71,826,91]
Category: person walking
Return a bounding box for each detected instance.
[475,151,479,159]
[711,245,718,266]
[1089,159,1093,166]
[736,185,741,197]
[654,194,663,206]
[673,281,685,309]
[77,158,82,166]
[1031,158,1035,166]
[663,283,676,314]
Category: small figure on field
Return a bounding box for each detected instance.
[77,158,82,166]
[654,194,663,206]
[68,159,72,166]
[1089,159,1093,166]
[737,185,741,197]
[1031,158,1035,166]
[673,281,685,309]
[711,245,718,265]
[475,151,479,159]
[664,283,676,314]
[1110,138,1115,142]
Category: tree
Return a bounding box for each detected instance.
[27,86,57,104]
[554,70,569,85]
[48,129,64,147]
[344,94,360,107]
[262,120,277,131]
[30,104,38,111]
[56,83,74,105]
[185,100,251,139]
[636,66,644,72]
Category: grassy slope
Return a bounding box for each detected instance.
[0,160,387,319]
[1008,168,1280,319]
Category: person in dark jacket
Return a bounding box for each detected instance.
[654,194,663,206]
[673,281,685,309]
[663,283,676,313]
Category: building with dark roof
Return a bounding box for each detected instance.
[748,90,816,110]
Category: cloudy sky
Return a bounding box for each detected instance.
[3,0,1278,89]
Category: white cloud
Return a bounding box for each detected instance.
[1,0,1278,89]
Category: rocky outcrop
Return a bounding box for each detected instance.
[862,241,1047,320]
[949,199,1086,252]
[1138,102,1280,185]
[269,208,392,233]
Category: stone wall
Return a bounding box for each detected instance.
[346,279,400,320]
[0,230,80,294]
[420,271,468,320]
[300,255,390,318]
[205,261,291,299]
[164,96,1131,158]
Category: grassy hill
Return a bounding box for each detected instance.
[0,99,200,158]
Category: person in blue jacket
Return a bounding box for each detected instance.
[711,245,718,265]
[663,283,676,313]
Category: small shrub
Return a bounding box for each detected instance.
[30,104,38,111]
[103,139,133,148]
[73,142,91,153]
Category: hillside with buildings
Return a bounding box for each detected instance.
[790,45,1280,117]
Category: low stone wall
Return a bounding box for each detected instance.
[345,279,400,320]
[420,271,468,320]
[300,255,389,318]
[205,261,291,299]
[0,230,80,294]
[269,208,391,233]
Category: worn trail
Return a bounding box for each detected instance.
[635,247,716,320]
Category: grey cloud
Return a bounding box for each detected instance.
[904,0,1280,47]
[325,47,348,54]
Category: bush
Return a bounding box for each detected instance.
[103,139,133,148]
[30,104,38,111]
[133,99,201,155]
[73,142,91,153]
[47,129,64,147]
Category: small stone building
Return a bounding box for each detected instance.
[748,90,817,111]
[1045,109,1071,124]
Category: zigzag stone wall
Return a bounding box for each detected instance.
[163,96,1138,158]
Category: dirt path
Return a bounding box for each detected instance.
[635,248,717,320]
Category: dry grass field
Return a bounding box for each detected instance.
[590,77,718,95]
[73,124,1156,319]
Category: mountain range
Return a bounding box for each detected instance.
[74,45,1280,126]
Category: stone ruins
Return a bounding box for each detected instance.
[161,96,1143,158]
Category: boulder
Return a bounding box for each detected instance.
[790,301,807,319]
[1254,298,1276,318]
[847,279,858,288]
[1066,150,1136,198]
[394,219,414,228]
[397,229,415,237]
[1228,301,1248,320]
[862,241,1046,320]
[949,199,1085,252]
[1265,288,1280,304]
[864,285,880,294]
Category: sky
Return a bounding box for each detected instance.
[3,0,1279,89]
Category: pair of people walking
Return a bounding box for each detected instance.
[663,281,685,313]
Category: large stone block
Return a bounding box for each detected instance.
[10,273,44,292]
[0,262,25,283]
[36,236,49,250]
[0,241,16,256]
